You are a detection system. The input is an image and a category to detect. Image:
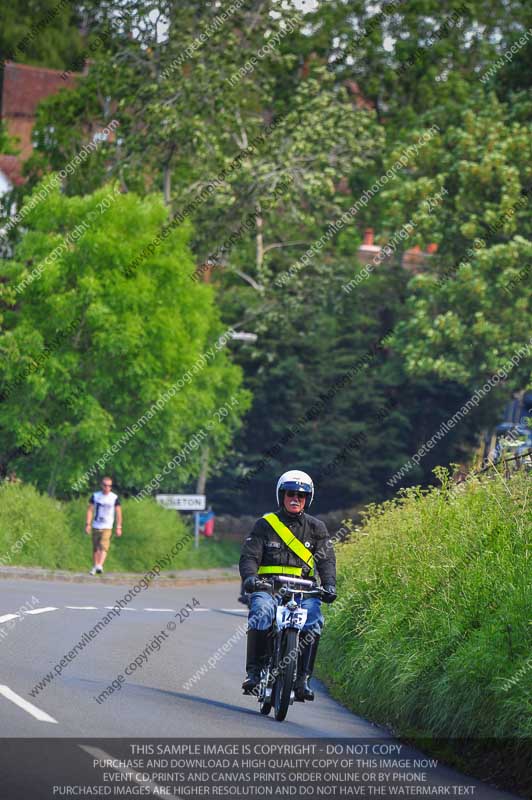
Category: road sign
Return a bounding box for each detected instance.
[156,494,206,511]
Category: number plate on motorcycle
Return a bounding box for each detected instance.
[276,606,308,629]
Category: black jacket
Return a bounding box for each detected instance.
[239,507,336,586]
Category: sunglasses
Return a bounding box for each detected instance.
[102,483,112,487]
[285,490,307,498]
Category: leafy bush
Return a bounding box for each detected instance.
[0,482,239,571]
[0,482,69,568]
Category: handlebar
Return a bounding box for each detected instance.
[253,576,327,599]
[252,575,313,592]
[279,586,324,599]
[272,575,314,588]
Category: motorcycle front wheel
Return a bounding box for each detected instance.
[273,628,298,722]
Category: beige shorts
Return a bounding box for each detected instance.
[92,528,112,553]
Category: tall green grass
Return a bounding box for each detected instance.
[320,469,531,795]
[0,482,239,572]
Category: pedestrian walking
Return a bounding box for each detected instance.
[86,477,122,575]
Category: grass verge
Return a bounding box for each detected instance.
[319,468,531,797]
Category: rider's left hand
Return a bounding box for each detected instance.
[321,585,337,603]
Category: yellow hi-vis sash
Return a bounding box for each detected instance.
[257,513,315,578]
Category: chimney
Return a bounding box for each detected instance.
[357,226,382,266]
[363,228,374,246]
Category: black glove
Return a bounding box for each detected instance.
[243,575,271,593]
[321,585,337,603]
[243,576,257,593]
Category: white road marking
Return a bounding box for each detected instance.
[80,746,166,795]
[2,606,246,621]
[0,614,19,623]
[24,607,58,615]
[0,685,58,724]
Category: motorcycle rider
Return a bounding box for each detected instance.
[239,469,337,701]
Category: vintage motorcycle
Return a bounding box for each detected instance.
[251,575,328,722]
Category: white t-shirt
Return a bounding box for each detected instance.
[90,491,120,530]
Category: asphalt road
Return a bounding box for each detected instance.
[0,577,523,799]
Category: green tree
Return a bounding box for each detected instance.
[26,1,381,280]
[313,0,531,129]
[209,249,488,513]
[0,0,86,71]
[17,0,528,512]
[382,94,532,388]
[22,0,387,508]
[0,180,250,495]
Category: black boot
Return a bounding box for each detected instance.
[294,633,320,701]
[242,629,269,693]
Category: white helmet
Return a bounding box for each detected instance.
[276,469,314,509]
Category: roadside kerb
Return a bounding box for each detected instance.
[0,565,240,587]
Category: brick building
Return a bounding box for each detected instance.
[0,61,82,195]
[1,61,81,160]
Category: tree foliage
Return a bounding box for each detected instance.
[383,94,532,387]
[0,181,249,495]
[2,0,530,509]
[0,0,85,71]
